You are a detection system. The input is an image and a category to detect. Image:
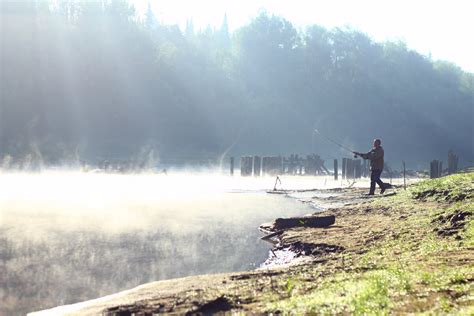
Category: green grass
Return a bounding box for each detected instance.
[266,173,474,314]
[410,173,474,202]
[270,268,412,314]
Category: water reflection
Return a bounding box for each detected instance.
[0,172,320,315]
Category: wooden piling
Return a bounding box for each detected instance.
[230,157,234,176]
[352,159,356,179]
[430,160,437,179]
[262,157,269,175]
[362,159,368,177]
[334,159,338,180]
[448,150,458,174]
[262,156,282,176]
[342,158,347,179]
[354,159,362,179]
[278,156,284,174]
[240,156,253,177]
[402,160,406,190]
[430,159,443,179]
[253,156,261,177]
[346,158,351,179]
[346,159,354,179]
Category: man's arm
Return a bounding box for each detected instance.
[353,151,370,159]
[358,148,383,161]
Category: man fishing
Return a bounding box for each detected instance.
[353,139,388,195]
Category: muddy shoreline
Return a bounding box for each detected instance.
[260,187,399,267]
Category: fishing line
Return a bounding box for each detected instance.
[313,129,356,156]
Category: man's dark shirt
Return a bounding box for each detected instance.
[360,146,384,170]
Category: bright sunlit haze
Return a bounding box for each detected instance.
[134,0,474,73]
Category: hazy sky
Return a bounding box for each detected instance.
[133,0,474,73]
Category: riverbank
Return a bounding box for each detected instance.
[30,173,473,315]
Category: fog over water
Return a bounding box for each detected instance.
[0,171,337,315]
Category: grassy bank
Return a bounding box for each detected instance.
[268,173,473,314]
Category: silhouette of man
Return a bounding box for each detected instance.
[353,139,387,195]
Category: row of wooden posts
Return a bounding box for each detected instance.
[233,150,460,179]
[430,150,459,179]
[339,158,369,180]
[234,156,285,177]
[231,155,367,179]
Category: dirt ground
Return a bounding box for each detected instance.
[264,188,403,261]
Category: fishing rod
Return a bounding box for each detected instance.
[314,129,358,158]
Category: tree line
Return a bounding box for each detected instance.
[1,0,472,169]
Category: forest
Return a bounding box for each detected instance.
[1,0,473,169]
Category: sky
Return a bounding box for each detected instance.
[132,0,474,73]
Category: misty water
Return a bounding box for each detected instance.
[0,171,336,315]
